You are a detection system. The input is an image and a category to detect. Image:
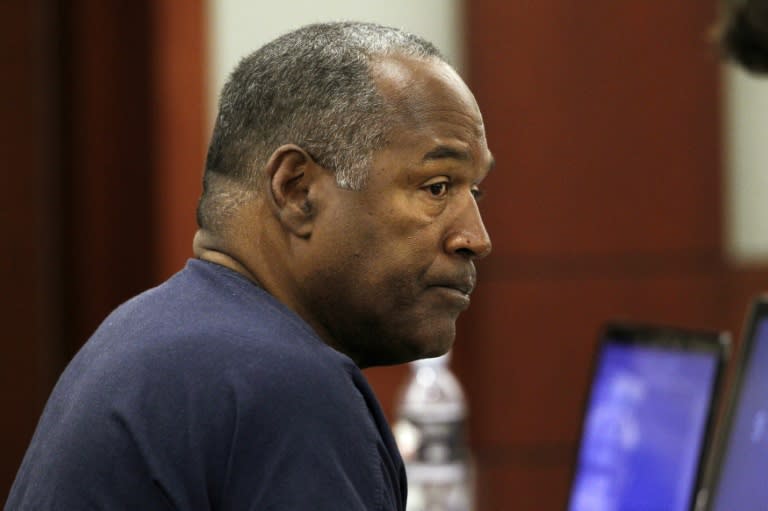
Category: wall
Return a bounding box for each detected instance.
[464,1,768,508]
[1,0,56,494]
[724,64,768,263]
[208,0,464,121]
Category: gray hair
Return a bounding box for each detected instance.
[197,21,444,231]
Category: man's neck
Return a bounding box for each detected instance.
[192,229,260,285]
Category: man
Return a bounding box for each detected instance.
[6,21,492,510]
[721,0,768,71]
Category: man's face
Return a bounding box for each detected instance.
[300,55,493,367]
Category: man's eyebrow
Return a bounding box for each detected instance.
[422,145,471,163]
[422,145,495,173]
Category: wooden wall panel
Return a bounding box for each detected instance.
[469,0,721,257]
[59,0,156,358]
[0,0,206,497]
[364,364,410,421]
[465,1,729,509]
[475,461,572,511]
[463,274,723,446]
[150,0,207,281]
[0,0,57,496]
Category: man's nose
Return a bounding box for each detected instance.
[443,195,492,260]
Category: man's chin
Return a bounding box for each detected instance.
[365,335,455,368]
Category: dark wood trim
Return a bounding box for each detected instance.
[149,0,207,282]
[0,0,60,495]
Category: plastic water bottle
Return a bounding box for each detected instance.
[393,352,474,511]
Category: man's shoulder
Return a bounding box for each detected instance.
[94,258,360,388]
[105,258,292,332]
[34,256,363,450]
[90,258,325,361]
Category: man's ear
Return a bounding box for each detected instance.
[265,144,325,238]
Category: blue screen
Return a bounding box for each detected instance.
[568,341,719,511]
[709,319,768,511]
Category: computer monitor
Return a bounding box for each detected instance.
[568,323,728,511]
[704,297,768,511]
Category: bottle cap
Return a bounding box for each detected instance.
[412,351,451,368]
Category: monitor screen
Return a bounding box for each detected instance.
[708,317,768,510]
[569,339,720,511]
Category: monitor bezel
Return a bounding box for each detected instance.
[567,321,730,511]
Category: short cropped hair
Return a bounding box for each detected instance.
[197,21,443,231]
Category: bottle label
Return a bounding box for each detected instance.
[394,417,467,465]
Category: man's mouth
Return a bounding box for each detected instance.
[433,274,475,296]
[441,282,473,296]
[427,273,476,309]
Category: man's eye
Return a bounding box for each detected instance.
[471,187,485,202]
[427,182,449,197]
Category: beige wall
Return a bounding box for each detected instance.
[724,64,768,263]
[207,0,464,123]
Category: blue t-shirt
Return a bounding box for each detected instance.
[6,259,406,510]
